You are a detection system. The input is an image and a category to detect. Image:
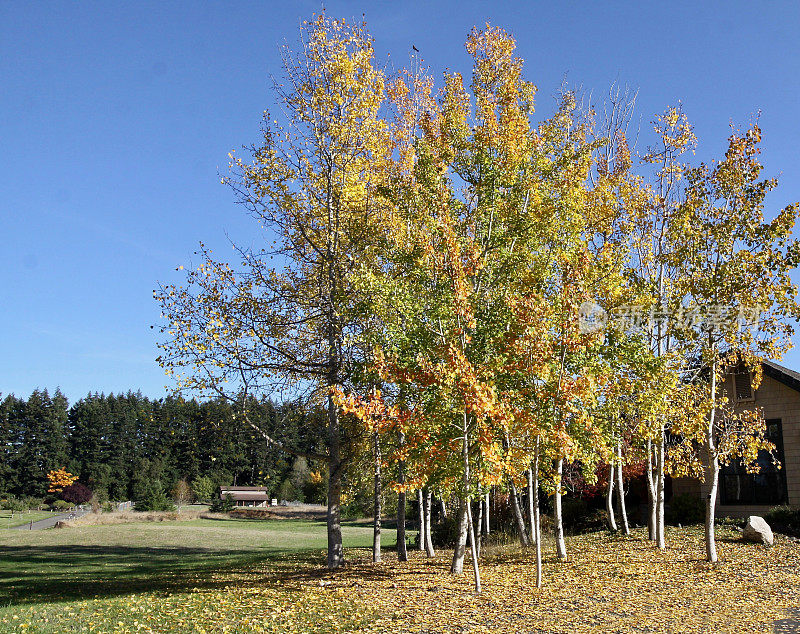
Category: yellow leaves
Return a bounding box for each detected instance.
[4,513,799,633]
[331,386,400,434]
[46,467,78,493]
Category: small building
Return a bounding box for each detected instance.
[218,486,271,508]
[672,359,800,517]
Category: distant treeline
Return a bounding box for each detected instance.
[0,389,326,502]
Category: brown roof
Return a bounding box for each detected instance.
[762,359,800,393]
[219,486,269,491]
[222,492,271,501]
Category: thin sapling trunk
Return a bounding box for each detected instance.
[616,441,629,535]
[508,476,530,547]
[646,438,656,541]
[417,489,425,552]
[424,489,435,557]
[372,430,381,563]
[606,459,618,532]
[526,468,535,544]
[554,458,567,560]
[705,359,719,563]
[465,498,481,593]
[397,432,407,562]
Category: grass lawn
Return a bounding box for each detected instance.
[0,518,798,632]
[0,510,55,529]
[0,516,394,632]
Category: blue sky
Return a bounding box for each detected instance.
[2,1,799,404]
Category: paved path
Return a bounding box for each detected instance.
[12,509,91,531]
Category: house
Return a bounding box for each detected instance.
[672,359,800,517]
[218,486,271,508]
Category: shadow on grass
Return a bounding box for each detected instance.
[0,544,325,605]
[773,607,800,633]
[0,536,401,607]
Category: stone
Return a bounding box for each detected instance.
[741,515,774,546]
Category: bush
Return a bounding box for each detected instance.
[765,505,800,537]
[62,483,93,505]
[666,493,705,526]
[91,487,109,504]
[172,479,193,507]
[276,478,298,503]
[134,480,176,512]
[191,476,216,503]
[51,500,72,512]
[341,493,370,520]
[430,513,460,548]
[209,494,236,513]
[23,496,44,510]
[715,516,741,529]
[579,508,611,533]
[3,496,27,514]
[560,497,603,533]
[302,473,326,504]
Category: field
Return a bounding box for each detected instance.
[0,510,55,529]
[0,517,798,632]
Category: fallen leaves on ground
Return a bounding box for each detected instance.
[2,527,798,632]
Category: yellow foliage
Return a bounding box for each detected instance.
[46,467,78,493]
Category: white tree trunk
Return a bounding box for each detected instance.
[526,468,535,544]
[554,458,567,560]
[450,500,468,573]
[655,267,666,550]
[533,437,542,588]
[646,438,656,541]
[483,491,490,536]
[606,460,618,532]
[705,361,719,563]
[656,428,666,549]
[705,458,719,563]
[451,412,471,573]
[424,489,435,557]
[616,441,629,535]
[465,498,481,592]
[475,495,483,558]
[396,432,407,562]
[417,489,425,552]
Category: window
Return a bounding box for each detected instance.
[733,371,754,402]
[720,419,787,505]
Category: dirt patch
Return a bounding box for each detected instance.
[60,505,328,527]
[61,510,229,527]
[229,504,327,521]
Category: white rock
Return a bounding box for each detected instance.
[742,515,774,546]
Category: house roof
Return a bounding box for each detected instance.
[762,359,800,394]
[219,486,269,492]
[223,492,271,501]
[219,486,271,501]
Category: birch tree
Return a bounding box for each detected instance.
[665,123,800,562]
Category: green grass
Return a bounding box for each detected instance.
[0,510,54,529]
[0,516,395,605]
[0,519,796,632]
